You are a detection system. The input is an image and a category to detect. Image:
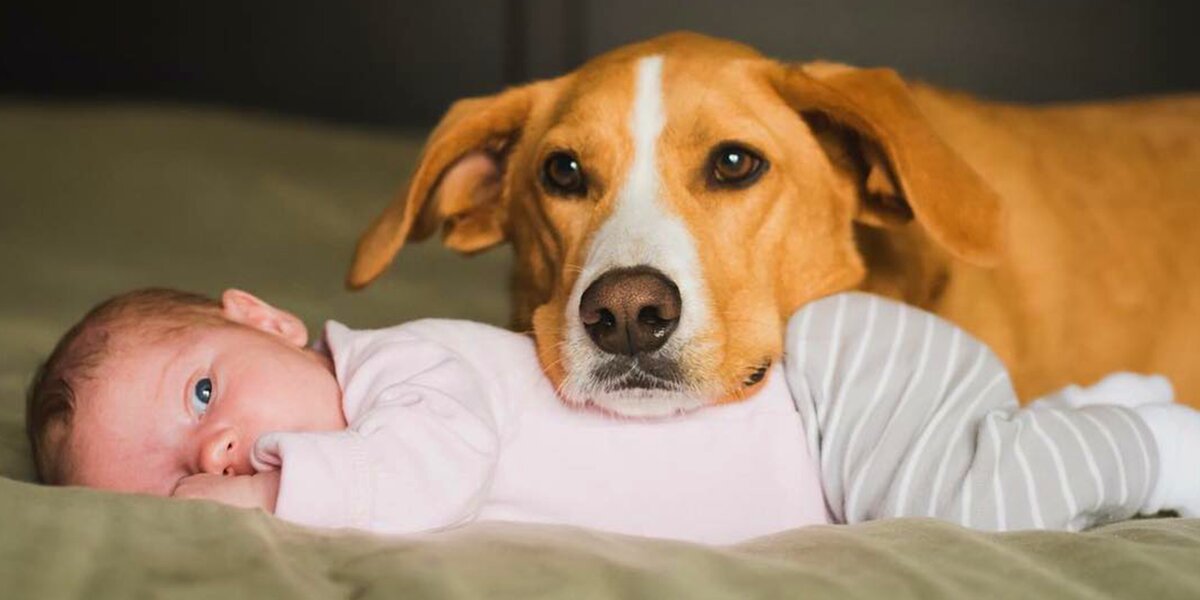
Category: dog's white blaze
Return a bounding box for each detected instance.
[561,54,713,416]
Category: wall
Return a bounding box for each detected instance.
[3,1,1195,128]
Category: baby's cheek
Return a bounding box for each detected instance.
[276,374,343,431]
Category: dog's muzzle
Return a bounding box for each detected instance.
[579,266,683,389]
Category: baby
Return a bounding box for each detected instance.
[26,288,1200,544]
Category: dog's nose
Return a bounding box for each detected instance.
[579,267,681,356]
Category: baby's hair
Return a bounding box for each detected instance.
[25,288,224,485]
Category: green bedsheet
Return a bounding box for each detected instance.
[2,101,1198,599]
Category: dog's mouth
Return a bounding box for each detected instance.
[590,356,774,394]
[743,359,772,387]
[592,355,684,392]
[573,353,778,417]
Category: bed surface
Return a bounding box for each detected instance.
[2,101,1198,599]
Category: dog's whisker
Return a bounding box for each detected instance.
[541,355,570,373]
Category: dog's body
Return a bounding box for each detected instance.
[860,88,1200,401]
[350,33,1200,413]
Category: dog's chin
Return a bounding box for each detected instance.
[573,387,712,418]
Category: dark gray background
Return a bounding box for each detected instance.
[3,1,1196,129]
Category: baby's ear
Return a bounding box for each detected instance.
[220,289,309,347]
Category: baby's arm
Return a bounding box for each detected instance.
[248,327,504,534]
[784,292,1197,531]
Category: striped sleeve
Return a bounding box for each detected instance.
[783,292,1158,532]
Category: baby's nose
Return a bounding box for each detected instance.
[199,428,240,475]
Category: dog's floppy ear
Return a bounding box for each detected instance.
[773,62,1005,266]
[347,82,546,289]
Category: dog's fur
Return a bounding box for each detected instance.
[349,33,1200,414]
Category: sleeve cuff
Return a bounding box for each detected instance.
[252,431,373,529]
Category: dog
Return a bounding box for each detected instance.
[347,32,1200,415]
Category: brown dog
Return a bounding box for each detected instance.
[348,32,1200,415]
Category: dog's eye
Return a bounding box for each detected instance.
[542,152,587,197]
[709,144,767,188]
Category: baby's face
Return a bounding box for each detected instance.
[66,291,346,496]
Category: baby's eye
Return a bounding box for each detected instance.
[191,377,213,416]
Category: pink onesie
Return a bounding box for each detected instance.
[250,319,829,544]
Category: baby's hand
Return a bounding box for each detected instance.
[172,471,280,513]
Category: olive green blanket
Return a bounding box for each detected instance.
[2,102,1197,599]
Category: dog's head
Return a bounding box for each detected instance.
[348,33,1002,416]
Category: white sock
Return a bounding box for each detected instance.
[1137,403,1200,517]
[1060,372,1175,409]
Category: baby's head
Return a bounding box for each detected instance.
[26,288,345,495]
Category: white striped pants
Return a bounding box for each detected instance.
[784,292,1163,532]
